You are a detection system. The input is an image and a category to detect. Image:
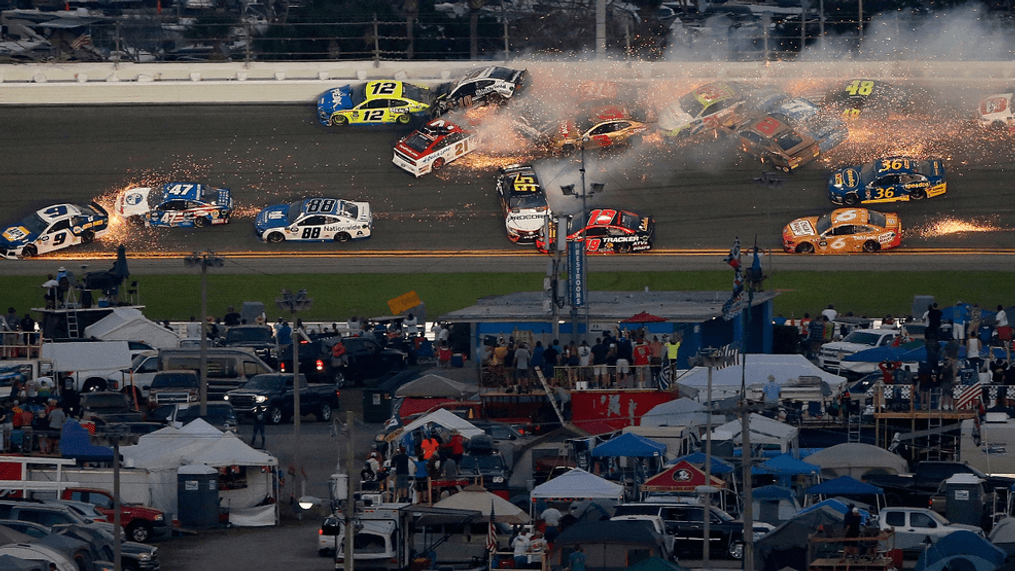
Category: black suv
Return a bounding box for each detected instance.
[220,325,277,367]
[613,502,745,560]
[279,337,406,386]
[458,452,509,495]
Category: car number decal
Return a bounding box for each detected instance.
[369,82,398,96]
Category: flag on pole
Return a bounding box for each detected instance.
[722,236,748,321]
[70,34,92,50]
[486,499,498,553]
[956,383,982,410]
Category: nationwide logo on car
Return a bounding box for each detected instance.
[3,227,28,241]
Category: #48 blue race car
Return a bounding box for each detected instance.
[828,156,947,206]
[115,182,234,228]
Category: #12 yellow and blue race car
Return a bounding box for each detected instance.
[827,157,947,206]
[1,202,109,259]
[115,182,234,228]
[317,81,433,127]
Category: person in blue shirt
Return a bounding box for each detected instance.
[763,375,781,406]
[567,545,586,571]
[276,321,292,345]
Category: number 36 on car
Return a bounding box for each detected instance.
[783,208,901,255]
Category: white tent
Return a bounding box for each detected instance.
[676,354,845,399]
[805,443,908,479]
[432,485,530,524]
[641,398,709,428]
[83,307,180,349]
[711,413,799,453]
[530,468,624,502]
[396,408,484,440]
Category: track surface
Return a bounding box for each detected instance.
[1,95,1014,273]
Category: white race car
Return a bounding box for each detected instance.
[254,197,372,243]
[977,92,1015,131]
[392,119,477,177]
[496,164,549,243]
[1,202,110,259]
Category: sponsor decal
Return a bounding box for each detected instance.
[790,221,815,236]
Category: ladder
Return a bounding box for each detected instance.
[66,310,80,339]
[534,368,566,426]
[926,389,945,461]
[847,413,862,443]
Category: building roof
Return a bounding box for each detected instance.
[439,290,779,323]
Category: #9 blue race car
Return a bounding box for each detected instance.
[828,157,947,206]
[1,202,109,259]
[255,197,372,243]
[115,182,234,228]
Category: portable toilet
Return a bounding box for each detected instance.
[943,473,984,527]
[178,463,219,529]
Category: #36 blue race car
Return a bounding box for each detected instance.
[115,182,234,228]
[254,197,372,243]
[828,156,947,206]
[1,202,109,259]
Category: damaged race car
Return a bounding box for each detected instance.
[535,208,654,254]
[115,182,234,228]
[392,119,477,177]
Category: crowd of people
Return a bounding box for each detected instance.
[360,425,470,504]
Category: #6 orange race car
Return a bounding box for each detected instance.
[783,208,901,254]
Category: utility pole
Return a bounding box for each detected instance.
[345,410,355,571]
[277,288,313,501]
[184,252,224,417]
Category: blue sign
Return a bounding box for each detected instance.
[568,241,586,307]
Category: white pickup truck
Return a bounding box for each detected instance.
[818,328,899,373]
[878,507,983,551]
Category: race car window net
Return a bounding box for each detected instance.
[619,212,641,230]
[867,211,887,227]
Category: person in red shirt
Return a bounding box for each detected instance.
[633,339,651,388]
[420,436,439,460]
[879,360,900,385]
[331,338,347,368]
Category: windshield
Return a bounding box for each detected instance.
[14,213,50,236]
[842,331,883,345]
[226,327,273,343]
[678,91,704,118]
[151,373,198,388]
[619,212,641,231]
[348,84,366,105]
[614,505,659,516]
[867,210,887,227]
[509,192,547,210]
[287,201,304,225]
[815,214,833,235]
[460,455,505,473]
[243,375,285,391]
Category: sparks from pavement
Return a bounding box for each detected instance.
[911,217,1007,238]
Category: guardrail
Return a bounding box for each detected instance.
[2,59,1015,105]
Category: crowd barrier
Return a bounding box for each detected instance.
[2,59,1015,105]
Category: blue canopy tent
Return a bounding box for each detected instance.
[753,453,822,489]
[668,452,735,475]
[805,476,884,511]
[915,530,1005,571]
[59,420,114,462]
[843,343,921,363]
[592,433,667,458]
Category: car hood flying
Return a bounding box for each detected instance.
[116,187,154,218]
[317,86,355,115]
[255,203,291,232]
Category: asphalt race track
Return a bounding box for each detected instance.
[1,97,1014,274]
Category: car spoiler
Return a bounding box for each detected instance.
[89,200,109,217]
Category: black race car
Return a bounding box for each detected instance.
[432,66,526,116]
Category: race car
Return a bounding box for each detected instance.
[392,119,477,177]
[783,208,901,255]
[316,81,433,127]
[771,97,848,153]
[496,164,549,243]
[115,182,234,228]
[432,66,526,116]
[254,197,372,243]
[828,157,947,206]
[535,208,654,254]
[544,105,649,153]
[977,92,1015,131]
[659,81,752,137]
[820,79,924,120]
[738,115,820,172]
[1,202,109,259]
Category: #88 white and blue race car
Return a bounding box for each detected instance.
[255,197,372,243]
[115,182,234,228]
[1,202,110,259]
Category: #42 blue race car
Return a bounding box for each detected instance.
[828,156,947,206]
[115,182,234,228]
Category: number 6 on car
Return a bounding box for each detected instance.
[783,208,902,255]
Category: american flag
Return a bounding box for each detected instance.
[70,34,92,50]
[486,499,497,553]
[955,383,982,410]
[715,343,740,370]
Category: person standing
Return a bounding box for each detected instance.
[276,321,292,346]
[224,306,241,327]
[404,313,419,338]
[807,317,826,359]
[567,545,586,571]
[616,333,633,387]
[664,335,681,379]
[541,342,558,382]
[843,505,862,557]
[633,339,651,388]
[251,406,266,448]
[392,446,411,502]
[967,335,982,376]
[822,304,838,322]
[514,342,531,392]
[578,341,592,383]
[511,528,532,569]
[591,338,608,388]
[997,305,1011,361]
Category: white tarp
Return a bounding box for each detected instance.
[40,341,131,372]
[711,413,799,453]
[676,354,846,399]
[84,307,180,349]
[398,408,484,440]
[641,398,709,428]
[530,468,624,501]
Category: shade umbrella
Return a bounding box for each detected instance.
[621,312,667,324]
[394,374,473,398]
[432,485,530,524]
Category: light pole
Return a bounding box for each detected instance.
[184,252,224,416]
[560,144,604,343]
[276,288,313,500]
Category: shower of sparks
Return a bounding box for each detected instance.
[912,217,1007,238]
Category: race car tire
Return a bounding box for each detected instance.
[397,114,412,125]
[777,165,791,173]
[335,232,352,243]
[331,115,348,127]
[268,406,284,425]
[20,245,37,259]
[795,243,815,254]
[81,229,95,244]
[910,189,927,200]
[266,232,285,243]
[193,216,209,228]
[316,403,332,422]
[561,144,577,154]
[863,240,881,253]
[615,243,633,254]
[432,158,446,171]
[843,193,861,206]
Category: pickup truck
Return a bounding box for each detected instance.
[220,325,277,367]
[60,487,171,543]
[80,392,146,424]
[224,373,339,425]
[878,507,983,552]
[818,328,899,374]
[864,461,1015,507]
[613,502,746,560]
[278,336,406,386]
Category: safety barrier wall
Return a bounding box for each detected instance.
[1,59,1014,105]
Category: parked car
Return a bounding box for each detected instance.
[59,488,170,543]
[278,337,406,387]
[225,373,339,425]
[878,507,983,552]
[818,328,899,373]
[80,392,145,424]
[146,371,199,407]
[219,325,276,365]
[157,348,273,399]
[148,402,239,433]
[613,502,746,560]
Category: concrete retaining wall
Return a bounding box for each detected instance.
[1,59,1014,105]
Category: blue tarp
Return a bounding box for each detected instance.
[753,485,795,500]
[915,530,1005,571]
[797,498,871,524]
[844,344,916,363]
[669,452,735,475]
[805,475,883,496]
[753,453,821,476]
[898,343,1007,363]
[59,420,114,462]
[592,432,667,458]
